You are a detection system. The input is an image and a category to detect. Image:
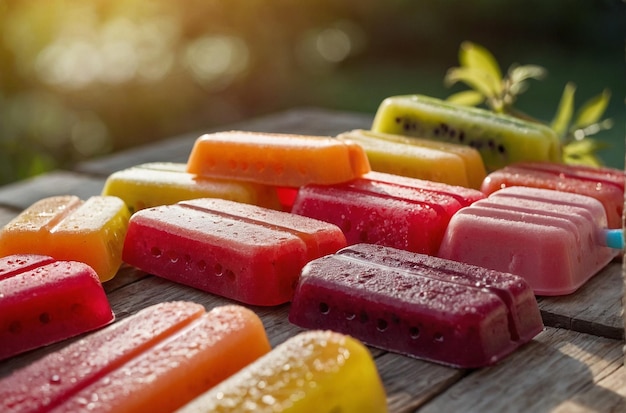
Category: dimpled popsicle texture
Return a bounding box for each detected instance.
[102,162,282,212]
[337,129,486,189]
[291,171,484,255]
[481,161,625,228]
[176,330,388,413]
[0,254,114,361]
[371,95,561,172]
[0,195,130,282]
[288,244,542,368]
[438,186,620,295]
[0,302,271,413]
[186,130,371,187]
[123,198,347,305]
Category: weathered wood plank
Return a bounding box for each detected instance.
[377,352,466,413]
[75,108,373,176]
[538,261,623,340]
[0,206,18,227]
[417,327,624,413]
[0,171,105,210]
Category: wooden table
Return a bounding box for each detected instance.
[1,108,624,412]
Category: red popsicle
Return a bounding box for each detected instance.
[289,243,543,368]
[0,254,114,361]
[122,198,347,306]
[291,171,484,255]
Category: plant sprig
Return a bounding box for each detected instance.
[444,41,612,166]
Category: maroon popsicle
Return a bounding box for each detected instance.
[288,243,543,368]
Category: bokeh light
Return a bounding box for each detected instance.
[0,1,623,185]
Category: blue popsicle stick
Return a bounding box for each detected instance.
[604,229,624,249]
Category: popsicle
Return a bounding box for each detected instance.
[186,130,371,187]
[0,302,271,413]
[0,254,114,361]
[0,195,130,282]
[288,243,543,368]
[337,129,486,189]
[481,161,625,228]
[101,162,282,212]
[438,186,620,295]
[291,171,485,255]
[177,330,388,413]
[371,94,561,171]
[122,198,347,306]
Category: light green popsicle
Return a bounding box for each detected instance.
[371,94,561,171]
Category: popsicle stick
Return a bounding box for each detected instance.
[604,229,624,250]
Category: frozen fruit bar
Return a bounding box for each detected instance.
[177,330,388,413]
[123,198,347,306]
[291,171,484,255]
[0,302,270,413]
[0,254,114,361]
[288,244,543,368]
[337,129,486,189]
[186,130,371,187]
[371,94,561,171]
[0,195,130,282]
[438,186,620,295]
[102,162,282,212]
[481,161,625,228]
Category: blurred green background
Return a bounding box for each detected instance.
[1,0,624,185]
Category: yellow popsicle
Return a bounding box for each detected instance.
[102,162,282,212]
[177,330,388,413]
[338,129,486,189]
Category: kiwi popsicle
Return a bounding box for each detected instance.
[177,330,388,413]
[291,171,484,255]
[186,130,371,187]
[481,161,625,228]
[0,195,130,282]
[0,254,114,361]
[288,243,543,369]
[122,198,347,306]
[337,129,486,189]
[438,186,620,295]
[0,302,271,413]
[371,94,561,172]
[102,162,282,212]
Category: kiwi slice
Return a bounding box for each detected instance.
[371,95,561,172]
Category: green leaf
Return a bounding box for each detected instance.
[508,64,547,84]
[459,41,503,94]
[444,66,499,98]
[573,89,611,129]
[562,138,607,166]
[446,90,485,106]
[550,82,576,138]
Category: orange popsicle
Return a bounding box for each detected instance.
[186,131,371,187]
[0,195,130,282]
[0,302,271,413]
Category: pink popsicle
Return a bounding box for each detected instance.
[288,243,543,368]
[438,186,619,295]
[480,162,624,228]
[291,171,484,255]
[122,198,347,306]
[0,254,114,361]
